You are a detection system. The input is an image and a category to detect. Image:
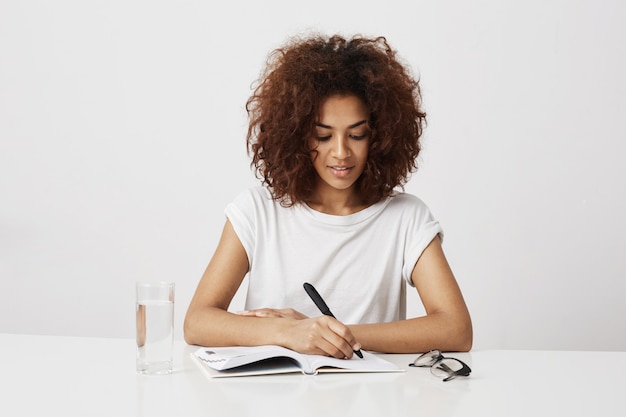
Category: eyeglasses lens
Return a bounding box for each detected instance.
[413,350,443,367]
[431,358,465,378]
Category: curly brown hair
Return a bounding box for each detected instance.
[246,33,426,206]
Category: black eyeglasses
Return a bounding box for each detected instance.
[409,350,472,382]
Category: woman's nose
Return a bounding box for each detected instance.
[332,135,351,159]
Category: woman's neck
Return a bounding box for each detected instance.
[306,186,367,216]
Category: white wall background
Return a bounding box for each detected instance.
[1,0,624,351]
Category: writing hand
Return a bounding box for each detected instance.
[282,315,361,359]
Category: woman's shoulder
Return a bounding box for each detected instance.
[382,191,437,220]
[231,185,269,200]
[387,191,430,209]
[237,185,271,198]
[229,185,278,210]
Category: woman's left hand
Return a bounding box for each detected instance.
[236,308,309,320]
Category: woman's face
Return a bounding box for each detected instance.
[308,94,371,197]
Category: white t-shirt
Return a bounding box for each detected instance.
[225,186,443,324]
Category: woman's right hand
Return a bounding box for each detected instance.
[279,315,361,359]
[237,308,360,358]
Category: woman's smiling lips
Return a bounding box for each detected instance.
[328,165,354,178]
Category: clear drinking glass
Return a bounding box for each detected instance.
[136,282,175,374]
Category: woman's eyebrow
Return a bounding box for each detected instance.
[315,120,368,129]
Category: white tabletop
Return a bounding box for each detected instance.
[1,333,624,416]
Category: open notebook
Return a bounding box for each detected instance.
[191,345,403,377]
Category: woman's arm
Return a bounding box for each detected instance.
[183,220,361,358]
[349,236,473,353]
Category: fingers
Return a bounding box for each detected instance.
[236,308,309,320]
[323,317,360,358]
[290,316,358,358]
[236,309,276,318]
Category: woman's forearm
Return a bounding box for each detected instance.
[184,306,286,347]
[349,312,473,354]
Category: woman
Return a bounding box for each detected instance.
[184,33,472,358]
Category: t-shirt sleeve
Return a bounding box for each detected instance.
[224,188,258,268]
[401,195,444,287]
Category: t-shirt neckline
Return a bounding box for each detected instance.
[299,197,392,226]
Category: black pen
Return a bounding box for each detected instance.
[303,282,363,358]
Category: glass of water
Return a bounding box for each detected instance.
[136,282,175,374]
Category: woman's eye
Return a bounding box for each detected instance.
[315,135,332,141]
[350,133,369,140]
